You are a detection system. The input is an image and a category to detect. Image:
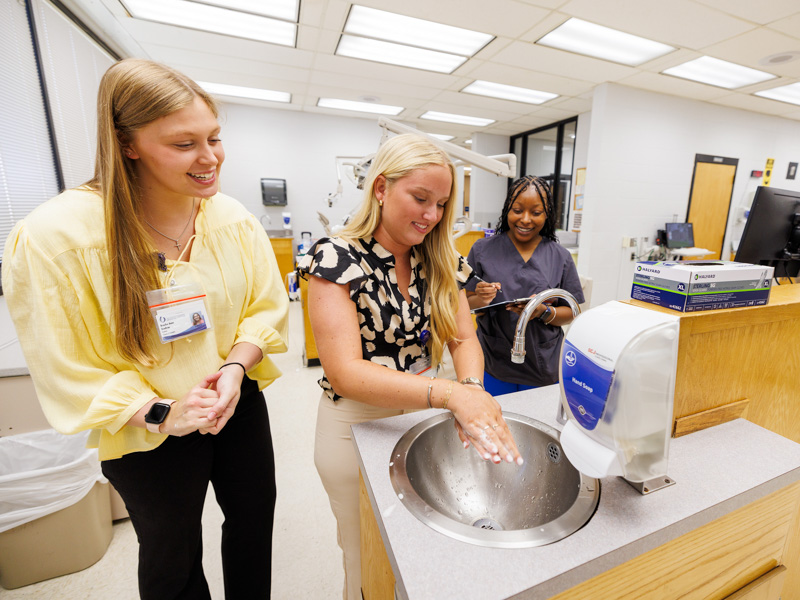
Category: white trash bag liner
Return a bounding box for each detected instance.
[0,429,106,533]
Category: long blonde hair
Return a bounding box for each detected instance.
[340,133,461,365]
[86,58,218,366]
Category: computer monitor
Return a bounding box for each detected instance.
[665,222,694,249]
[734,186,800,278]
[261,178,287,206]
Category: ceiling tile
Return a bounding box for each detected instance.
[767,12,800,39]
[465,62,594,97]
[492,41,636,83]
[557,0,755,50]
[693,0,800,25]
[616,71,731,101]
[709,93,800,116]
[353,0,552,39]
[702,29,800,77]
[433,90,541,116]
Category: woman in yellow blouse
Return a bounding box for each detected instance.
[2,59,289,599]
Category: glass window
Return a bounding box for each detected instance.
[510,117,577,231]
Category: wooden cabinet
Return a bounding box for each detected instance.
[269,237,294,293]
[454,230,484,257]
[360,479,800,600]
[628,285,800,598]
[299,276,319,367]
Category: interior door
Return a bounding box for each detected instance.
[686,154,738,260]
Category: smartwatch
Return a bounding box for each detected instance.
[144,399,175,434]
[538,305,553,322]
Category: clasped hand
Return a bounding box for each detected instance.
[163,368,242,436]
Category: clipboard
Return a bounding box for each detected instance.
[470,297,531,315]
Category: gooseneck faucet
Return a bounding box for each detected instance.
[511,289,581,364]
[511,289,581,425]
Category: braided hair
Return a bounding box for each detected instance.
[495,175,557,242]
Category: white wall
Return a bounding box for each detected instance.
[217,103,386,246]
[469,132,512,230]
[578,83,800,306]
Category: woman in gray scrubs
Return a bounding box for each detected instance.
[466,175,583,396]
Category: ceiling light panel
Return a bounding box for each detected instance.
[317,98,404,116]
[755,82,800,106]
[344,5,493,56]
[198,82,290,103]
[662,56,776,89]
[188,0,298,21]
[537,18,675,66]
[462,80,558,105]
[122,0,296,46]
[429,134,455,141]
[420,111,494,127]
[336,35,466,74]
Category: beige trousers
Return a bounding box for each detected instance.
[314,393,403,600]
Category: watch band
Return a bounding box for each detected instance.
[460,377,484,390]
[145,399,176,434]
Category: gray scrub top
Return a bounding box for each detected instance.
[466,234,584,387]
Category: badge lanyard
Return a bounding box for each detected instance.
[145,235,213,344]
[409,329,437,376]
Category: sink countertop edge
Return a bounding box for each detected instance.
[352,385,800,600]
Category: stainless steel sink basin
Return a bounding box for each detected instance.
[389,412,599,548]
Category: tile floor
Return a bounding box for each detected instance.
[0,301,344,599]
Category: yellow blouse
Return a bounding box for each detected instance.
[3,188,289,460]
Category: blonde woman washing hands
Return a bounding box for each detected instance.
[298,133,522,600]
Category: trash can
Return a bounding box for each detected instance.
[0,429,112,589]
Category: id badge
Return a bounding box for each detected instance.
[409,356,438,377]
[146,283,213,343]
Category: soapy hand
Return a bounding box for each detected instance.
[449,384,523,465]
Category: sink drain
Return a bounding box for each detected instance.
[472,517,504,531]
[546,442,562,464]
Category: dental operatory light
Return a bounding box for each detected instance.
[462,81,558,105]
[336,5,493,74]
[198,82,290,103]
[317,98,404,116]
[662,56,776,89]
[537,18,674,66]
[755,82,800,106]
[121,0,296,45]
[420,111,494,127]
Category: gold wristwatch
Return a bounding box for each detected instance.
[460,377,484,389]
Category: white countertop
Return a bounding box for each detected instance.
[353,386,800,600]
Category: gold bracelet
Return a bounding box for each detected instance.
[442,381,453,410]
[426,377,435,409]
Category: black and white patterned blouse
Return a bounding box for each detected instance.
[297,235,474,401]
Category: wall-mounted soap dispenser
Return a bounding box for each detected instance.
[558,301,680,494]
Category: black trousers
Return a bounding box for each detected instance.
[102,377,275,600]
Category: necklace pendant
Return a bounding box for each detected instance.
[175,242,182,251]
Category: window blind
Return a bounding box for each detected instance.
[31,0,115,190]
[0,0,60,261]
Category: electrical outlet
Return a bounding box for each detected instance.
[622,236,631,248]
[630,252,636,261]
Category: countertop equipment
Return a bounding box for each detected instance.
[559,301,680,494]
